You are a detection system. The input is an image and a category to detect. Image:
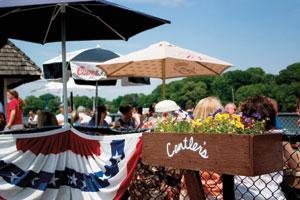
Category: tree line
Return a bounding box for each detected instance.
[23,62,300,115]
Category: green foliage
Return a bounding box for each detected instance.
[73,96,93,110]
[211,75,232,102]
[23,96,44,115]
[110,93,147,112]
[276,62,300,84]
[235,83,276,103]
[273,83,300,112]
[23,63,300,113]
[47,97,60,113]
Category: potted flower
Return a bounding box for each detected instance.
[142,110,283,176]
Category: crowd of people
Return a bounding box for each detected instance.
[0,89,300,199]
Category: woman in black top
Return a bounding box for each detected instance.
[114,104,136,129]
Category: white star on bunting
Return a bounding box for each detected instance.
[68,173,78,185]
[49,175,59,186]
[112,151,122,162]
[9,172,19,183]
[31,177,39,186]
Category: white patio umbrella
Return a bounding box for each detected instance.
[31,79,96,101]
[99,41,233,98]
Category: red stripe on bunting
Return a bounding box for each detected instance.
[16,130,100,156]
[114,137,142,200]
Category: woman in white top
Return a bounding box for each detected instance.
[234,96,300,200]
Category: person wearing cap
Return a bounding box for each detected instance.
[155,100,191,121]
[142,100,190,130]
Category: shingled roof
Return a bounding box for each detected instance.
[0,39,41,88]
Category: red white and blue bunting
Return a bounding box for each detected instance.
[0,128,142,200]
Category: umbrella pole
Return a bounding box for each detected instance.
[95,81,99,127]
[162,59,166,99]
[61,5,69,127]
[162,79,166,99]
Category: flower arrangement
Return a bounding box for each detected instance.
[154,109,264,134]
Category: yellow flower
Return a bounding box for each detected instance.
[204,116,213,123]
[221,113,230,120]
[235,121,244,129]
[232,114,241,121]
[192,119,202,127]
[215,113,222,121]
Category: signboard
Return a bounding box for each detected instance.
[142,133,283,176]
[71,61,107,81]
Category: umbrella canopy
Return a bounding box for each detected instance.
[43,46,119,70]
[0,0,170,43]
[99,41,233,98]
[43,46,119,85]
[0,0,169,126]
[31,78,96,94]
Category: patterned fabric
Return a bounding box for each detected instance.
[0,127,142,199]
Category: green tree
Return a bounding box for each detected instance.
[235,83,277,104]
[24,96,44,115]
[39,94,58,111]
[211,75,232,102]
[73,96,93,110]
[111,93,147,112]
[273,83,300,112]
[169,80,207,108]
[47,97,60,113]
[276,62,300,84]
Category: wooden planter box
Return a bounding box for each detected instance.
[142,132,283,176]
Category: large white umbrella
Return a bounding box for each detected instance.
[31,79,96,101]
[100,41,233,98]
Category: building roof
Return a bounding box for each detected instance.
[0,39,41,88]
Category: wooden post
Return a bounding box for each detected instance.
[184,170,205,200]
[222,174,235,200]
[162,59,166,99]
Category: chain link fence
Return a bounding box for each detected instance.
[124,113,300,200]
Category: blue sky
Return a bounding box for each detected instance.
[15,0,300,100]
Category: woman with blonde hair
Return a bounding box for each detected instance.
[194,96,224,120]
[193,96,224,200]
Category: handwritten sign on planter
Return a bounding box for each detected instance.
[142,133,283,176]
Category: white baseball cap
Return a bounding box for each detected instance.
[155,100,180,113]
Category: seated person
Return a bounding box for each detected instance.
[113,104,136,129]
[28,110,38,128]
[37,110,59,128]
[234,96,300,200]
[77,106,92,125]
[56,104,65,126]
[71,110,81,126]
[224,102,236,114]
[193,96,224,200]
[88,105,109,127]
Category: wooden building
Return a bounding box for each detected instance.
[0,39,41,108]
